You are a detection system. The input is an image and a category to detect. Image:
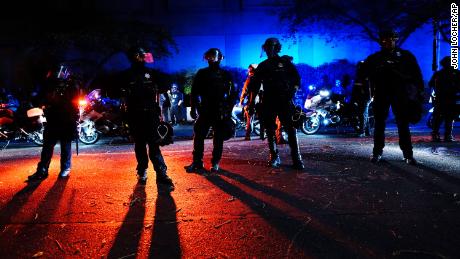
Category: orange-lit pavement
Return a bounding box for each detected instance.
[1,135,460,258]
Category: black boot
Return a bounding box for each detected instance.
[444,120,455,142]
[267,131,281,168]
[287,128,304,170]
[431,132,441,142]
[184,161,204,173]
[28,167,48,181]
[402,150,416,165]
[156,173,174,190]
[137,169,148,184]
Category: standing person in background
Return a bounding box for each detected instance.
[429,56,460,142]
[240,64,258,140]
[169,83,184,125]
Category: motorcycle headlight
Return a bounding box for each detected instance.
[319,90,330,97]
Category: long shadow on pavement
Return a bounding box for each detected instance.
[203,171,376,258]
[33,177,69,220]
[0,181,43,231]
[384,162,455,195]
[108,183,146,259]
[149,184,181,258]
[2,178,69,257]
[415,163,460,186]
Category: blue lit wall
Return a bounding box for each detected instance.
[151,11,449,84]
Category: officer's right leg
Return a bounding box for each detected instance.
[371,101,390,163]
[444,112,455,142]
[244,109,253,140]
[279,108,304,170]
[431,106,442,142]
[210,133,224,172]
[264,110,280,168]
[29,129,57,180]
[395,116,415,163]
[59,138,72,178]
[134,134,149,179]
[185,117,210,172]
[148,142,174,188]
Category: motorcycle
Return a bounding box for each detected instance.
[205,104,263,139]
[302,89,370,135]
[0,103,46,147]
[231,104,261,135]
[77,89,129,144]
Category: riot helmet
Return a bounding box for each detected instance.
[204,48,224,63]
[262,37,281,58]
[378,29,399,50]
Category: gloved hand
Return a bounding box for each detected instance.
[190,108,198,120]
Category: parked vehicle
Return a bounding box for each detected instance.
[302,89,373,135]
[77,89,129,144]
[0,103,45,146]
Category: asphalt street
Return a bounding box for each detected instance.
[0,125,459,258]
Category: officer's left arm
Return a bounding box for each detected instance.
[406,52,424,92]
[288,62,301,97]
[227,72,238,112]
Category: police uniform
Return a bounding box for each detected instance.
[189,65,236,169]
[30,76,79,180]
[429,65,460,141]
[363,48,424,160]
[250,55,304,168]
[119,65,172,184]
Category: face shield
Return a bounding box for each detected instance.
[56,65,71,80]
[379,30,399,50]
[46,65,71,80]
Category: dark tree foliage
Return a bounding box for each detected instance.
[0,1,177,89]
[279,0,451,45]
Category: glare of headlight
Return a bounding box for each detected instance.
[78,99,88,107]
[308,85,315,91]
[320,90,330,97]
[323,119,329,125]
